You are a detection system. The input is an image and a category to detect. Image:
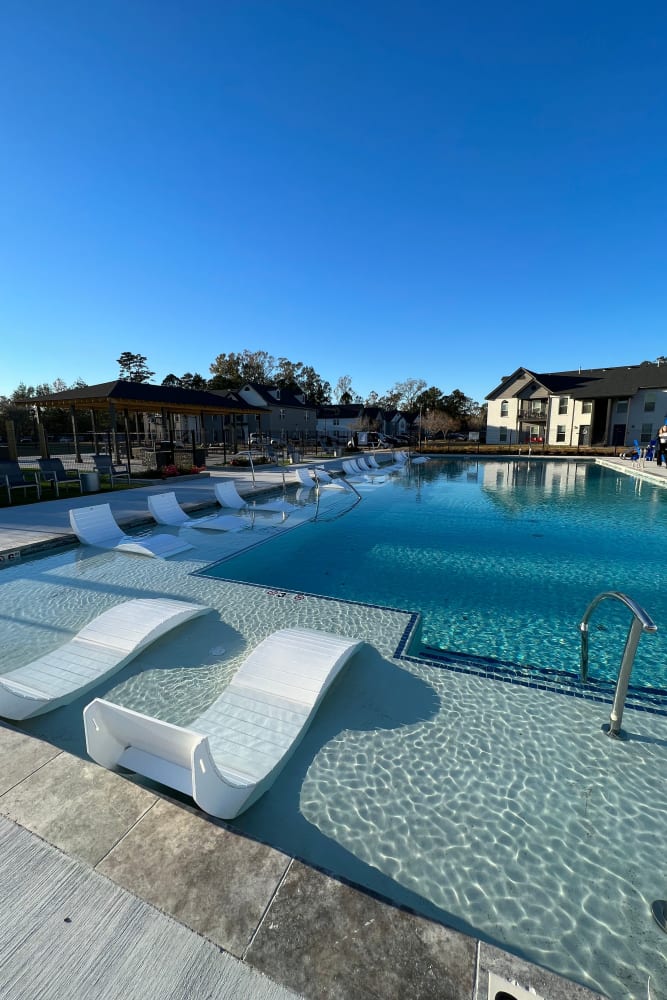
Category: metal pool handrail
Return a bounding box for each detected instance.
[579,591,657,738]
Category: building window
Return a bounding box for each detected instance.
[641,423,653,443]
[499,426,507,442]
[558,397,568,415]
[500,400,509,417]
[616,400,628,414]
[644,392,656,412]
[556,425,566,442]
[582,400,592,414]
[333,418,339,426]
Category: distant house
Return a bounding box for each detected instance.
[233,383,317,444]
[316,404,364,444]
[316,405,414,444]
[485,362,667,447]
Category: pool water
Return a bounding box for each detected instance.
[2,458,666,1000]
[204,458,667,696]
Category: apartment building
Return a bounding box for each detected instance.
[485,362,667,447]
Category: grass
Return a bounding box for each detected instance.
[0,479,147,509]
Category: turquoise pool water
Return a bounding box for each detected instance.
[203,457,667,698]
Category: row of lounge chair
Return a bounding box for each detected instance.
[68,480,303,558]
[0,455,130,504]
[0,595,365,820]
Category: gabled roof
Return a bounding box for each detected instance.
[486,362,667,401]
[23,380,263,415]
[316,404,364,419]
[238,382,315,409]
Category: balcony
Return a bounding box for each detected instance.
[518,407,548,422]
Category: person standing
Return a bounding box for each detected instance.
[657,423,667,467]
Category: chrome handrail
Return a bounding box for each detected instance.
[579,591,657,738]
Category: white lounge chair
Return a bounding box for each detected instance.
[0,599,210,720]
[294,466,343,490]
[214,480,297,515]
[312,468,346,489]
[293,466,316,487]
[69,503,194,557]
[342,460,387,484]
[148,491,248,532]
[84,627,365,819]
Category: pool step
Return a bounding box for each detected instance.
[408,645,667,717]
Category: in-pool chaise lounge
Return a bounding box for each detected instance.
[0,599,211,720]
[69,503,194,557]
[84,627,365,819]
[214,479,298,515]
[293,466,344,489]
[148,491,249,532]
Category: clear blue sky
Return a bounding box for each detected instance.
[2,2,666,406]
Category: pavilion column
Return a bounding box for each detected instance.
[197,410,206,467]
[37,404,50,459]
[70,405,82,462]
[5,420,18,461]
[123,408,132,477]
[109,402,119,462]
[90,409,98,453]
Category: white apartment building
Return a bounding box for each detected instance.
[485,362,667,448]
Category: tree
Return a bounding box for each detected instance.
[162,374,182,387]
[116,352,155,383]
[334,375,355,404]
[422,410,456,439]
[274,360,331,405]
[180,372,208,390]
[209,350,275,389]
[443,389,475,422]
[391,378,428,411]
[415,386,446,412]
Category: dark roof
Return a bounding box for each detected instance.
[23,380,263,414]
[487,362,667,400]
[240,383,314,409]
[317,404,364,419]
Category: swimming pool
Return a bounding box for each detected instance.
[204,458,667,700]
[2,459,666,1000]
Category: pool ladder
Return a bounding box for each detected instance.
[579,591,657,738]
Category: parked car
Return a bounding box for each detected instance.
[530,435,544,443]
[445,432,467,441]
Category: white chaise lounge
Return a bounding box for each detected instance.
[214,480,297,515]
[84,627,365,819]
[69,503,194,557]
[148,491,248,532]
[341,460,387,484]
[0,599,210,720]
[294,466,344,489]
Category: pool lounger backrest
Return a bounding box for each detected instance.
[0,599,211,721]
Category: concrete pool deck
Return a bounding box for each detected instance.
[0,457,640,999]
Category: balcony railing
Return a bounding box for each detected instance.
[518,408,548,422]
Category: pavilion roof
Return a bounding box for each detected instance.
[21,380,265,416]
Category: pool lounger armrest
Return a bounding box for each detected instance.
[84,699,256,818]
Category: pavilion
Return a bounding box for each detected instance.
[15,380,265,471]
